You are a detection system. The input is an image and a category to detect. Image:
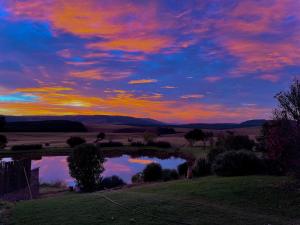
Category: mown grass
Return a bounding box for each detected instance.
[10,176,300,225]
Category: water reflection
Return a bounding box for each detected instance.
[31,155,185,186]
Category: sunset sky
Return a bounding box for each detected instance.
[0,0,299,123]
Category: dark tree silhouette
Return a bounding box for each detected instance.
[95,132,105,143]
[184,129,205,146]
[67,136,86,148]
[0,115,6,131]
[259,79,300,177]
[0,134,7,149]
[68,144,105,192]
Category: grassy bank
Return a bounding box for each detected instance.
[9,176,300,225]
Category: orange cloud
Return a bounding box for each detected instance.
[87,37,170,53]
[128,79,157,84]
[0,86,271,123]
[7,0,175,53]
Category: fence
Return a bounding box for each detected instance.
[0,159,38,200]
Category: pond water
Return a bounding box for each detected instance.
[1,155,185,186]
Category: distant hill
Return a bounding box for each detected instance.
[171,120,267,130]
[5,115,165,126]
[4,120,87,132]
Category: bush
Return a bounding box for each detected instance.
[67,144,105,192]
[157,127,176,136]
[67,136,86,148]
[262,159,286,176]
[177,162,188,177]
[101,175,126,189]
[162,169,179,181]
[11,144,43,151]
[143,163,162,182]
[130,141,145,147]
[97,141,123,147]
[131,172,144,183]
[212,150,264,176]
[147,141,171,148]
[0,135,7,148]
[184,129,205,146]
[192,158,211,177]
[207,147,226,164]
[218,135,255,151]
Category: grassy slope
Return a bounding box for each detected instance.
[11,176,300,225]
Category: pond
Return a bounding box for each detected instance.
[1,155,186,186]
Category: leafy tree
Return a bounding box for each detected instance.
[67,136,86,148]
[143,163,162,182]
[0,116,6,131]
[95,132,105,143]
[0,135,7,149]
[184,129,205,146]
[177,162,188,177]
[68,144,105,192]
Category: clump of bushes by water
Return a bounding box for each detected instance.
[101,175,126,189]
[11,144,43,151]
[143,163,162,182]
[67,136,86,148]
[162,169,179,181]
[177,162,188,177]
[212,150,264,176]
[132,163,180,183]
[131,172,144,183]
[97,141,124,147]
[192,158,211,177]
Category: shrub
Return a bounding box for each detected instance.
[11,144,43,151]
[177,162,188,177]
[262,158,286,176]
[192,158,211,177]
[95,132,105,143]
[157,127,176,136]
[207,147,226,164]
[67,136,86,148]
[97,141,123,147]
[67,144,105,192]
[131,172,144,183]
[130,141,145,147]
[218,135,255,151]
[212,150,264,176]
[184,129,205,146]
[143,132,157,144]
[143,163,162,182]
[147,141,171,148]
[162,169,179,181]
[101,175,126,189]
[0,135,7,148]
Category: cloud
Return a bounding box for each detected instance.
[180,94,205,99]
[128,79,157,84]
[258,74,280,83]
[161,86,177,89]
[204,76,223,83]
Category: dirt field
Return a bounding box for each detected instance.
[0,124,261,148]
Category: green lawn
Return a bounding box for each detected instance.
[8,176,300,225]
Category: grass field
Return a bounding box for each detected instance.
[7,176,300,225]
